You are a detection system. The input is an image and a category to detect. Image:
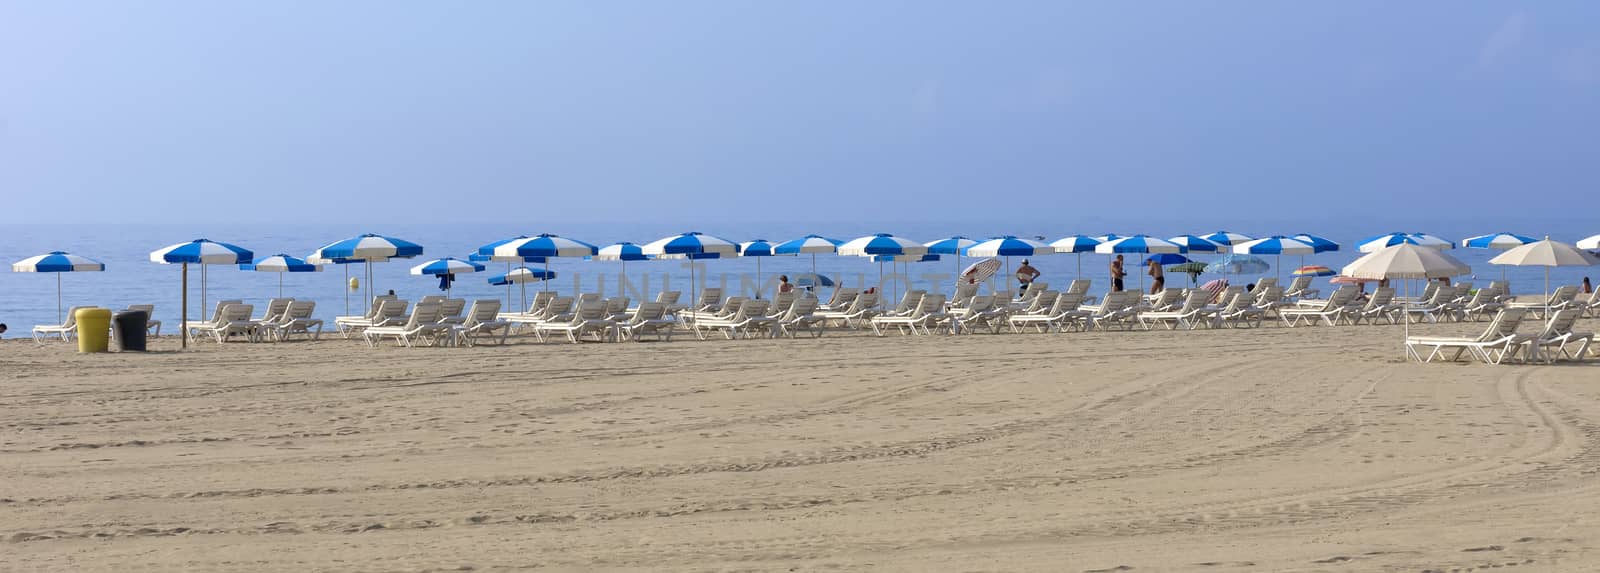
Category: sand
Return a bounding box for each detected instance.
[4,321,1600,571]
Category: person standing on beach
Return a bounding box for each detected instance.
[1147,259,1165,294]
[1110,255,1126,292]
[1015,259,1041,297]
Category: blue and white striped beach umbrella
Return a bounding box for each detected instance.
[1357,232,1453,253]
[473,236,549,263]
[643,232,742,306]
[1094,235,1182,254]
[872,254,941,262]
[925,236,978,285]
[1050,235,1103,278]
[595,242,649,262]
[1463,232,1538,250]
[1234,236,1316,282]
[1168,235,1222,253]
[410,257,484,295]
[151,239,254,348]
[838,234,928,257]
[312,234,423,261]
[13,251,106,323]
[487,267,556,313]
[492,234,599,259]
[1202,231,1255,247]
[739,239,779,257]
[966,236,1053,258]
[1291,233,1341,253]
[1092,234,1124,243]
[776,234,844,281]
[240,254,322,298]
[1233,236,1315,255]
[839,234,927,301]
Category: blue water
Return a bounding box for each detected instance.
[3,219,1595,337]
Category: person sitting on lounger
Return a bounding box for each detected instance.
[778,275,794,294]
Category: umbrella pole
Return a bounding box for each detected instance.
[506,262,512,310]
[1403,279,1410,360]
[181,263,189,350]
[756,257,762,299]
[544,259,551,295]
[57,272,62,324]
[621,260,626,298]
[279,273,284,299]
[201,262,207,324]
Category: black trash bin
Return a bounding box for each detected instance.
[113,310,148,352]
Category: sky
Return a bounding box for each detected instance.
[1,1,1597,226]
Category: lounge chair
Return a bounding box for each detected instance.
[1280,287,1359,327]
[1405,308,1529,364]
[1143,288,1184,312]
[1009,292,1088,333]
[1283,276,1319,300]
[1345,287,1399,325]
[192,303,259,343]
[618,301,676,341]
[602,296,631,321]
[363,302,445,347]
[1404,286,1462,324]
[882,290,927,317]
[818,287,858,312]
[1018,281,1048,306]
[253,298,294,324]
[1081,291,1138,331]
[336,299,409,337]
[1250,286,1288,318]
[454,300,510,346]
[870,294,946,336]
[694,299,772,340]
[1519,309,1592,363]
[533,301,614,343]
[766,291,796,317]
[1458,288,1505,322]
[817,292,881,329]
[32,306,88,342]
[773,297,825,338]
[1207,291,1262,329]
[1138,289,1213,330]
[436,298,468,325]
[943,295,997,334]
[691,287,723,312]
[1573,287,1600,318]
[262,301,323,342]
[948,283,980,309]
[501,291,557,321]
[1066,279,1097,305]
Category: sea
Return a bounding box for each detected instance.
[2,218,1595,338]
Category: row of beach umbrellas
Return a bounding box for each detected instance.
[10,230,1592,350]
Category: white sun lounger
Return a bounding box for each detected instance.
[618,302,677,341]
[261,300,323,342]
[32,306,88,342]
[870,294,946,336]
[454,300,511,346]
[533,301,615,343]
[363,302,445,348]
[1405,308,1528,364]
[1138,289,1213,330]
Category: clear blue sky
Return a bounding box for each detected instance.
[2,1,1595,225]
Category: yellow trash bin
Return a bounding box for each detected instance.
[76,307,113,353]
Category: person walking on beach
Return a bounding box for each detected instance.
[1110,255,1126,292]
[1147,259,1165,294]
[1015,259,1041,296]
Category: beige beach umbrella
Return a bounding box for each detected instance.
[1489,238,1599,316]
[1341,244,1472,360]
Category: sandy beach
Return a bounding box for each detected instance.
[5,323,1600,571]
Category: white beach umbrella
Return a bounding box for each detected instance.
[1341,244,1472,359]
[1489,238,1600,316]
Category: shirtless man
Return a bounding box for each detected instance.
[1015,260,1041,297]
[1148,259,1165,294]
[1110,255,1126,292]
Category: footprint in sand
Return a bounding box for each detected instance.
[1084,567,1133,573]
[1462,545,1504,552]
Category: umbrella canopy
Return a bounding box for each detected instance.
[1357,232,1453,253]
[470,252,546,263]
[410,257,485,276]
[924,236,978,255]
[1291,233,1340,253]
[1233,236,1315,255]
[1488,238,1599,267]
[474,235,535,262]
[1202,231,1254,246]
[241,254,322,297]
[488,267,556,285]
[13,251,106,273]
[794,273,835,288]
[492,234,598,259]
[642,231,742,257]
[1464,232,1539,250]
[595,242,649,261]
[151,239,254,349]
[1146,253,1189,265]
[311,234,423,261]
[152,239,254,264]
[240,254,320,273]
[1095,235,1182,254]
[872,254,940,262]
[1199,278,1230,299]
[1293,265,1336,277]
[1167,235,1221,253]
[1329,275,1379,285]
[838,233,928,257]
[1341,244,1470,280]
[739,239,780,257]
[1205,254,1271,275]
[961,258,1002,284]
[1167,261,1208,274]
[1577,234,1600,250]
[966,236,1053,257]
[774,234,843,255]
[1049,235,1101,254]
[14,251,106,324]
[1092,234,1124,243]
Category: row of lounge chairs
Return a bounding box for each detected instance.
[1406,308,1593,364]
[31,304,163,343]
